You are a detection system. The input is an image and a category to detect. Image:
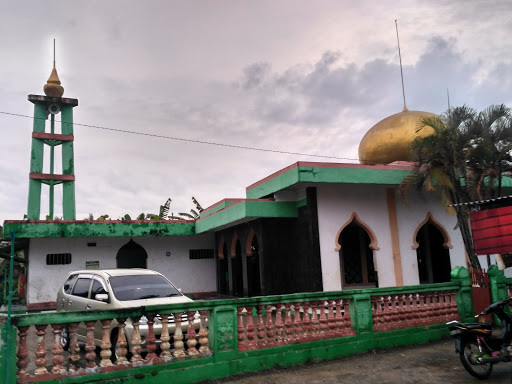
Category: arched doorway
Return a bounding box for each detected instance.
[415,220,451,283]
[246,231,261,297]
[338,220,377,287]
[218,239,229,295]
[116,239,148,268]
[231,234,243,297]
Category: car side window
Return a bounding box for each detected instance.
[63,274,78,294]
[91,278,107,300]
[72,278,91,298]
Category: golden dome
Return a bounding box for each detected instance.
[358,108,436,164]
[43,66,64,97]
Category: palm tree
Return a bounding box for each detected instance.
[464,105,512,200]
[399,105,512,269]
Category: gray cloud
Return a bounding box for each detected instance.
[2,1,512,222]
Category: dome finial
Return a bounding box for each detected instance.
[395,20,407,111]
[43,39,64,97]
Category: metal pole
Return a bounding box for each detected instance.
[5,231,15,384]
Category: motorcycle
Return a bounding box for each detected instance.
[446,297,512,379]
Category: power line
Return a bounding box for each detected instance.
[0,111,360,162]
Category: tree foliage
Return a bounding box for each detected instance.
[400,104,512,269]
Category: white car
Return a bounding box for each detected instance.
[56,269,199,357]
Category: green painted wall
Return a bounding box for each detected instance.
[3,221,195,238]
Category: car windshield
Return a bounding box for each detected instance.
[109,274,182,301]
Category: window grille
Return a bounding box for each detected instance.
[189,249,214,260]
[46,253,72,265]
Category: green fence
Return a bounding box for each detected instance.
[0,266,481,384]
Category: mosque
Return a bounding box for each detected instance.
[2,58,477,311]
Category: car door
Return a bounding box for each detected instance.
[88,276,114,345]
[69,275,93,311]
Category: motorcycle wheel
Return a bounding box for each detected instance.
[459,339,493,379]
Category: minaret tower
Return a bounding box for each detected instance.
[27,41,78,220]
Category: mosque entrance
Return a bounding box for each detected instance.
[416,220,451,283]
[218,242,229,296]
[231,238,243,297]
[116,239,148,269]
[247,235,261,297]
[338,221,377,287]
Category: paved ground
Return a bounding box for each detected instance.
[206,338,512,384]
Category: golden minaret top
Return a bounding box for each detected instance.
[43,39,64,97]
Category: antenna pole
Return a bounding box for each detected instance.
[395,20,407,111]
[53,38,56,68]
[447,88,451,113]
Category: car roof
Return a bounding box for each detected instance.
[67,269,164,278]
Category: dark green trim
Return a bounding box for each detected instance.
[196,201,298,233]
[246,164,412,199]
[199,200,238,218]
[296,198,307,208]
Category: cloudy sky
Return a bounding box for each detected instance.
[1,0,512,223]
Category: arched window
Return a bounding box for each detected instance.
[415,219,452,283]
[116,239,147,269]
[338,220,377,287]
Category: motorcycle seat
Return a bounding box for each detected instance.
[458,322,493,330]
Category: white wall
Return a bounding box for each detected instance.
[27,233,216,306]
[315,184,467,291]
[316,184,395,291]
[394,188,466,285]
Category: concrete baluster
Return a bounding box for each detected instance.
[33,325,49,375]
[310,301,320,339]
[418,294,428,325]
[186,311,199,356]
[172,312,186,358]
[130,316,143,364]
[99,319,113,367]
[398,295,407,325]
[114,318,129,366]
[302,302,312,340]
[334,299,343,335]
[145,315,160,362]
[265,304,275,345]
[198,310,211,356]
[256,305,266,347]
[51,323,66,374]
[318,300,328,338]
[293,302,304,342]
[84,321,97,369]
[275,304,285,344]
[159,314,172,360]
[67,322,81,373]
[390,296,400,328]
[284,303,295,344]
[327,300,336,337]
[16,326,30,378]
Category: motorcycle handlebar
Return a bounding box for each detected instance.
[480,297,512,316]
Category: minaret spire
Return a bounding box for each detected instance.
[44,38,64,97]
[395,19,407,112]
